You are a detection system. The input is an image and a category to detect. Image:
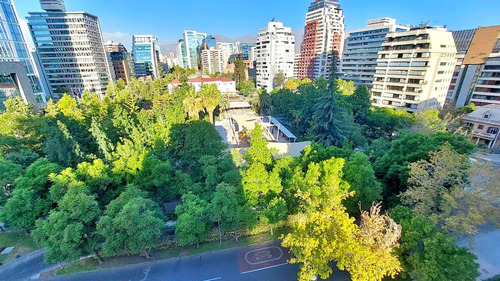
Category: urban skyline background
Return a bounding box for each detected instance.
[14,0,500,52]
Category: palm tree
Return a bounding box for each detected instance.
[183,87,203,120]
[200,84,223,124]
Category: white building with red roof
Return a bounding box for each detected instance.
[169,76,236,95]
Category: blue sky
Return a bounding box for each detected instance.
[14,0,500,50]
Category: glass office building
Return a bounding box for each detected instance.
[239,43,256,60]
[27,0,112,97]
[133,35,161,78]
[183,30,206,69]
[0,0,46,106]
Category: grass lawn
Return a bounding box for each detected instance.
[0,231,42,265]
[55,227,290,276]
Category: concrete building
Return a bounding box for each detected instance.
[217,42,237,67]
[255,21,295,92]
[201,48,224,74]
[1,0,46,106]
[446,26,500,108]
[371,26,457,112]
[169,76,236,95]
[182,30,206,69]
[462,104,500,149]
[340,18,409,88]
[104,41,134,84]
[27,0,112,97]
[132,35,161,78]
[297,0,345,80]
[239,43,257,60]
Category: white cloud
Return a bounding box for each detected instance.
[103,31,132,51]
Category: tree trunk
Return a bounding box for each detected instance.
[144,248,150,259]
[270,225,273,236]
[209,110,214,124]
[197,241,200,248]
[94,250,103,264]
[218,222,222,245]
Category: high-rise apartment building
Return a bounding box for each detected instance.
[297,0,345,80]
[239,43,257,60]
[446,25,500,108]
[371,26,457,112]
[104,41,134,84]
[217,42,236,67]
[27,0,112,97]
[182,30,206,69]
[340,18,409,88]
[132,35,161,78]
[202,35,216,50]
[0,0,46,107]
[255,21,295,92]
[201,48,224,74]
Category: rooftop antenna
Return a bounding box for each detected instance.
[420,20,430,28]
[271,17,276,22]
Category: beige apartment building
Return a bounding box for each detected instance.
[371,26,457,112]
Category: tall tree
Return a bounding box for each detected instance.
[401,144,499,235]
[342,153,382,216]
[33,188,101,263]
[1,159,61,230]
[341,203,402,281]
[97,186,164,258]
[309,93,355,147]
[350,85,371,124]
[183,87,204,120]
[175,192,210,247]
[233,59,246,84]
[200,83,224,124]
[390,206,480,281]
[274,70,286,89]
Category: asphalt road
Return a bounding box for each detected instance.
[0,249,52,281]
[41,241,350,281]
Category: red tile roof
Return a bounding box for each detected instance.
[170,76,234,84]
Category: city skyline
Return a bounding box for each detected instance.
[14,0,500,50]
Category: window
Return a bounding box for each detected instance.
[487,127,499,134]
[484,112,491,119]
[478,125,484,130]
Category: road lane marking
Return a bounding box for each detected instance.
[240,262,288,274]
[244,246,283,265]
[202,278,222,281]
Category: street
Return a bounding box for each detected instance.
[40,241,350,281]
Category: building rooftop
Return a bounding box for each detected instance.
[170,76,234,84]
[463,104,500,123]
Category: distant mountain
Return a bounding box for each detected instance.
[160,28,304,55]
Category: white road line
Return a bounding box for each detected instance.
[202,277,222,281]
[240,262,289,275]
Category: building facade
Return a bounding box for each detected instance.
[217,42,236,67]
[27,0,112,97]
[169,76,236,95]
[239,43,257,60]
[371,26,457,112]
[1,0,46,106]
[462,104,500,149]
[340,18,409,88]
[255,21,295,92]
[446,26,500,108]
[104,41,134,84]
[297,0,345,80]
[132,35,161,78]
[201,48,224,74]
[182,30,206,69]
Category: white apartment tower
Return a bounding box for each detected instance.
[297,0,345,80]
[371,26,457,112]
[340,18,409,88]
[255,21,295,92]
[201,48,224,74]
[27,0,112,97]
